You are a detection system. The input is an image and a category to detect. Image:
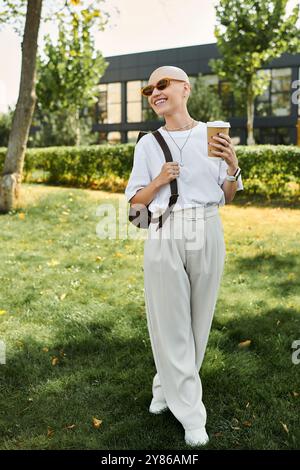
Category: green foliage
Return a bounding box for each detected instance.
[209,0,300,143]
[0,144,299,199]
[187,74,225,122]
[33,10,109,147]
[210,0,300,94]
[0,108,14,147]
[0,0,27,33]
[0,1,112,35]
[234,144,300,199]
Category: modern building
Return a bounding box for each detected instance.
[93,43,300,145]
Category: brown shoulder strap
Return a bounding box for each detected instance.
[136,131,148,144]
[151,130,179,231]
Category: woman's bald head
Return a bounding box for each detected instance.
[148,65,191,105]
[147,66,190,86]
[147,66,192,116]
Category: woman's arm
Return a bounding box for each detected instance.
[130,176,164,206]
[130,162,180,206]
[221,173,238,203]
[209,132,240,204]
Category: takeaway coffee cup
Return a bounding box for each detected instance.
[207,121,231,159]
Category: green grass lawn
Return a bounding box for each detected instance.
[0,183,299,450]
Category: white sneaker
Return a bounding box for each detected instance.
[184,427,209,446]
[149,399,168,414]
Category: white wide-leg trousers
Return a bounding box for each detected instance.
[143,204,226,431]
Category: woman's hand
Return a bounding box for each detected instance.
[209,133,239,174]
[156,162,180,186]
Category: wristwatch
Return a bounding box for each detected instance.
[226,167,241,182]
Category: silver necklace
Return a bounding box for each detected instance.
[164,121,192,131]
[163,119,196,167]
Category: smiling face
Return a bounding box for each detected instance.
[147,66,191,117]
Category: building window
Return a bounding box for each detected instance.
[107,131,121,144]
[253,127,291,145]
[127,80,158,123]
[229,128,245,146]
[127,131,140,143]
[97,86,107,123]
[217,80,246,118]
[98,83,121,124]
[297,66,300,117]
[127,81,142,122]
[255,68,291,117]
[141,79,161,122]
[255,69,272,116]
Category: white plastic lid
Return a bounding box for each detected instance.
[207,121,231,128]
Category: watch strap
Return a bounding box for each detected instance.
[227,167,241,180]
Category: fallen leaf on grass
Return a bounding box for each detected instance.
[47,427,54,437]
[243,421,252,427]
[42,347,49,353]
[238,339,251,348]
[280,422,289,434]
[47,259,60,267]
[64,424,76,430]
[96,256,103,262]
[92,417,102,429]
[60,293,67,300]
[51,356,59,366]
[231,417,240,430]
[287,272,295,281]
[292,391,299,397]
[0,310,7,315]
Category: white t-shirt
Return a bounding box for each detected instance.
[125,120,243,214]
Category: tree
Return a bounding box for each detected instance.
[0,0,112,213]
[209,0,300,145]
[187,74,225,122]
[34,11,108,146]
[0,0,42,213]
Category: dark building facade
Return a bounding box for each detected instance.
[93,43,300,145]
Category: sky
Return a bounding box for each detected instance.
[0,0,298,112]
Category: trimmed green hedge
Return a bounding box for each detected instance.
[0,144,299,198]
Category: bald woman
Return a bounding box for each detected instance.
[125,66,243,447]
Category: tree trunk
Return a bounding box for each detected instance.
[246,80,255,146]
[0,0,43,213]
[75,108,81,146]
